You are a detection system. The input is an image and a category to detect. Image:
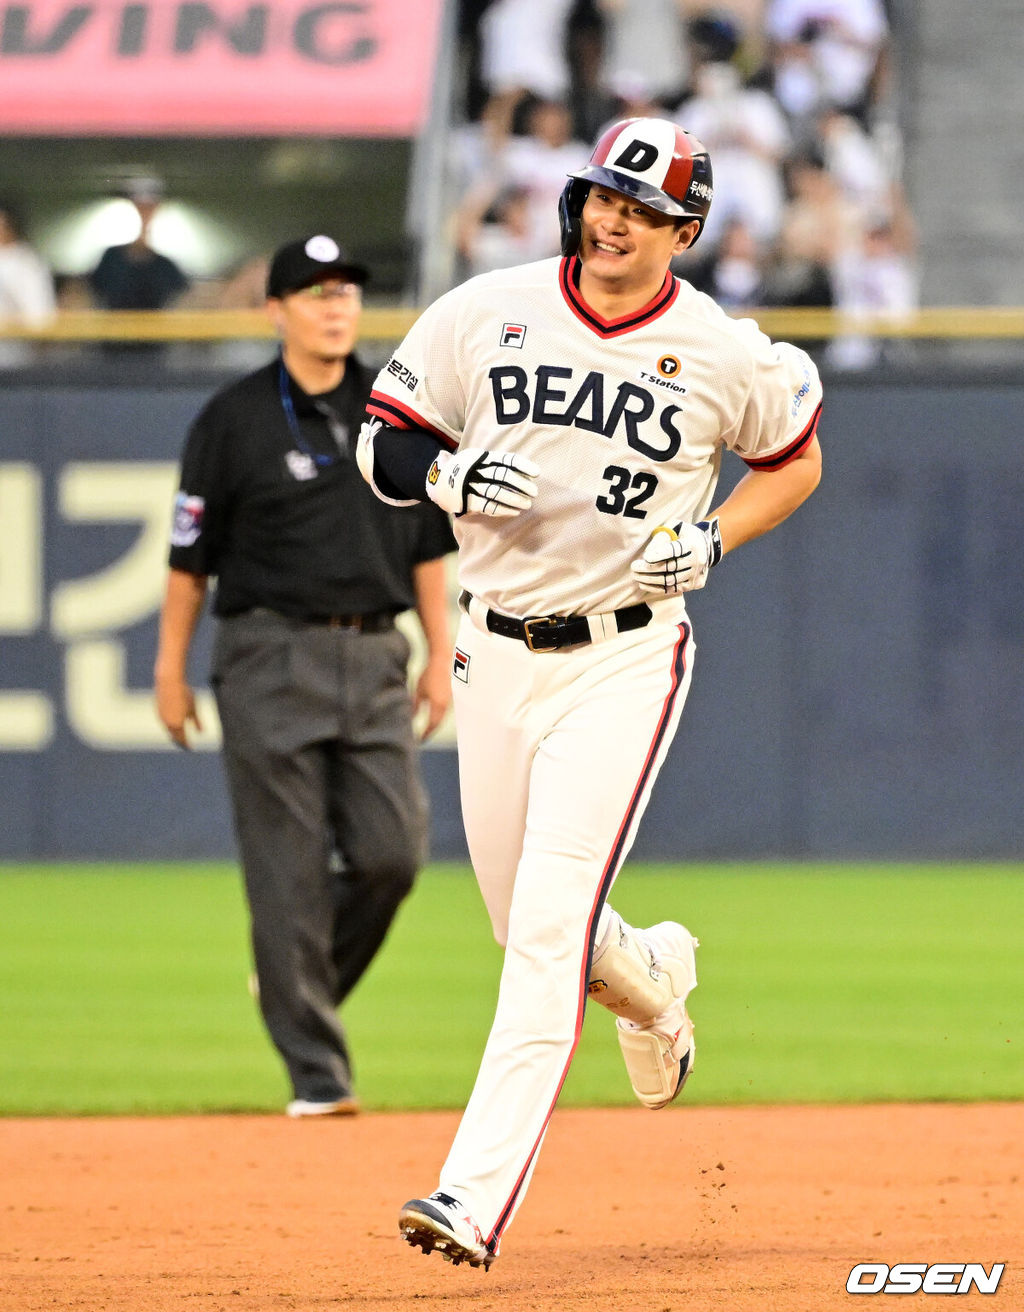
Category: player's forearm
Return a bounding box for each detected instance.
[712,437,822,555]
[412,556,452,662]
[154,568,208,683]
[374,426,447,501]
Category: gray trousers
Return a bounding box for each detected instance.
[212,609,427,1103]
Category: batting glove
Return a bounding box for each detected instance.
[426,448,540,517]
[631,518,723,594]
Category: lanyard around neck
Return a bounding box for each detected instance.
[278,358,347,467]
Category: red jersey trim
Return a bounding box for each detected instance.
[366,392,458,449]
[558,256,680,338]
[742,399,822,470]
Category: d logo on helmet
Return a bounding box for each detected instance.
[612,140,659,173]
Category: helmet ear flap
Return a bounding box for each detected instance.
[558,179,589,257]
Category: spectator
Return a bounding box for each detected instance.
[764,0,889,129]
[592,68,672,140]
[683,217,767,309]
[447,94,519,210]
[761,178,836,355]
[777,150,862,269]
[461,185,549,276]
[596,0,691,106]
[675,53,792,246]
[0,199,56,366]
[828,210,918,370]
[210,253,274,371]
[89,176,189,312]
[217,254,270,310]
[478,0,575,137]
[688,7,750,68]
[762,203,835,313]
[454,99,588,270]
[818,107,893,217]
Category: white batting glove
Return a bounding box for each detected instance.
[426,448,540,517]
[631,518,723,594]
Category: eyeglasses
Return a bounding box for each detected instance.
[293,281,363,302]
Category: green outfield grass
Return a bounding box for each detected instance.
[0,862,1021,1115]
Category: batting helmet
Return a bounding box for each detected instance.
[558,117,714,256]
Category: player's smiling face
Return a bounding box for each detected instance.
[579,186,697,302]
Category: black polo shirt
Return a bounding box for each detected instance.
[169,355,455,618]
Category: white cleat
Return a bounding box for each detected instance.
[616,922,698,1110]
[285,1096,359,1118]
[398,1192,496,1270]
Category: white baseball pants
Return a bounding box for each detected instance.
[439,601,695,1252]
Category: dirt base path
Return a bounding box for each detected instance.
[3,1104,1020,1311]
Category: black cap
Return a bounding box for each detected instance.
[266,235,369,298]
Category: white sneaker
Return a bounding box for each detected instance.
[616,921,698,1110]
[285,1096,359,1118]
[399,1192,495,1269]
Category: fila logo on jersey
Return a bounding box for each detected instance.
[453,648,471,682]
[489,365,685,461]
[501,323,527,348]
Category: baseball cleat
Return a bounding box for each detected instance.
[285,1096,359,1118]
[616,921,698,1110]
[399,1192,495,1269]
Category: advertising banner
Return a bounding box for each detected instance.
[0,0,444,134]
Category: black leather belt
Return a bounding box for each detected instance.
[460,590,651,652]
[247,607,395,632]
[306,612,394,632]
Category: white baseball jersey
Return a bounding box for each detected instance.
[368,254,822,618]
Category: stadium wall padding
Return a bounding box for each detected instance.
[1,370,1021,860]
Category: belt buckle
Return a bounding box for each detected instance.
[522,615,562,652]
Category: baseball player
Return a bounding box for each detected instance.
[358,117,823,1267]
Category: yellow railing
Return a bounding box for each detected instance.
[0,308,417,342]
[2,306,1024,342]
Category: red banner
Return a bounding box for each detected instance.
[0,0,445,134]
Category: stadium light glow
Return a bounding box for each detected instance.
[39,199,244,278]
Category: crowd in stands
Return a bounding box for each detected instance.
[0,178,195,365]
[450,0,917,367]
[0,0,915,371]
[0,199,57,366]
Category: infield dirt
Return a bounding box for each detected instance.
[3,1104,1020,1311]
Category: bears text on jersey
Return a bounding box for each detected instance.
[489,365,686,462]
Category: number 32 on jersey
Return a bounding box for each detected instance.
[596,465,658,519]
